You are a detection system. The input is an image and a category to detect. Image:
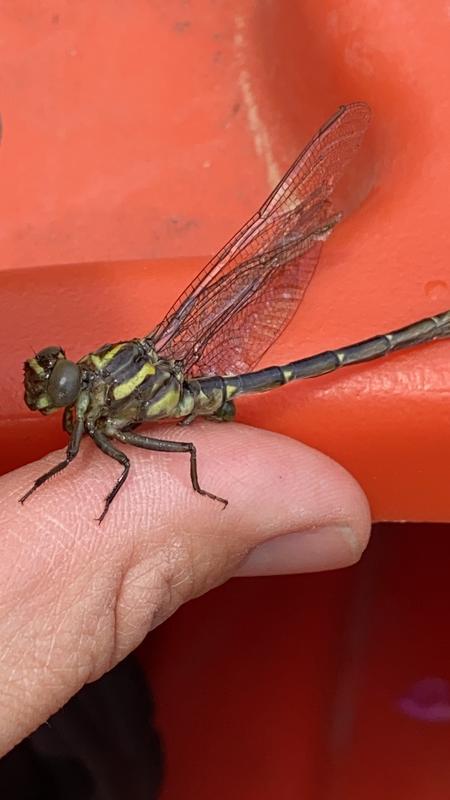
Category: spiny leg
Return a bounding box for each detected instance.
[90,430,130,523]
[114,429,228,507]
[63,406,74,434]
[20,418,84,505]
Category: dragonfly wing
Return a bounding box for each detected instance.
[260,101,371,217]
[150,102,371,374]
[158,196,336,375]
[185,241,323,376]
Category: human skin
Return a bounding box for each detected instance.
[0,421,371,755]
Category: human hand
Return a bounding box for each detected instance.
[0,421,370,754]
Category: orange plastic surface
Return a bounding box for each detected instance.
[1,3,450,799]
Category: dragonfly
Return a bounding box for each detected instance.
[21,102,450,522]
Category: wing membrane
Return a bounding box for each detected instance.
[150,102,371,375]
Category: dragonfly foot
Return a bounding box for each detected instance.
[196,488,228,508]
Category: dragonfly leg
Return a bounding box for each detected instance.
[114,430,228,508]
[20,418,84,505]
[90,430,130,523]
[63,406,74,434]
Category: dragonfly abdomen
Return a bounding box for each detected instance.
[198,310,450,401]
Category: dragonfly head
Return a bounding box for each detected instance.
[24,346,82,415]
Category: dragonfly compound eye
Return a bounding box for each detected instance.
[47,359,81,407]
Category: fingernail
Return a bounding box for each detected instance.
[234,525,361,576]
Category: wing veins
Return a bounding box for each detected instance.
[147,101,371,375]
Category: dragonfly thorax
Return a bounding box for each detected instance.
[77,339,187,429]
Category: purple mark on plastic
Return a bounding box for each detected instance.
[397,677,450,722]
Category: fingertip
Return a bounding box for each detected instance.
[122,421,372,576]
[7,421,371,578]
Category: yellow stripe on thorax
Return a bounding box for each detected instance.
[113,362,156,400]
[91,343,126,370]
